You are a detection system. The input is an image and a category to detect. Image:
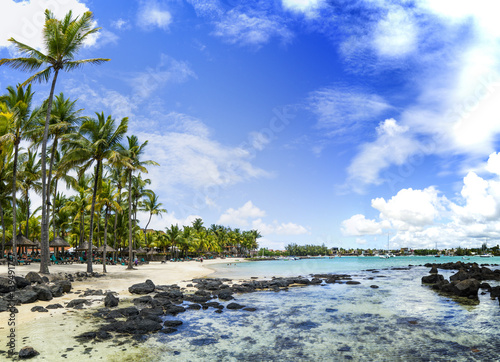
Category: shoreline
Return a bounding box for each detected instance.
[0,258,241,356]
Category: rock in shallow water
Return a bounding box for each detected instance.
[18,346,39,359]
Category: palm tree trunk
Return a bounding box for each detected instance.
[52,179,58,237]
[87,162,100,273]
[0,203,5,257]
[48,138,58,238]
[11,142,20,265]
[25,192,30,239]
[127,171,133,269]
[40,68,59,275]
[103,206,108,273]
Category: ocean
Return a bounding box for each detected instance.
[135,256,500,361]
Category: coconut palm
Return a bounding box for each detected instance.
[141,191,166,252]
[108,165,126,261]
[0,10,109,273]
[118,135,158,269]
[165,224,181,259]
[62,112,127,272]
[17,149,42,238]
[93,179,121,273]
[0,85,39,264]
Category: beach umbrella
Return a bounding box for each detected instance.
[136,247,147,254]
[97,245,116,253]
[50,236,71,257]
[75,242,96,251]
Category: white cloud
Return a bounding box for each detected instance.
[372,187,446,231]
[137,1,172,30]
[136,210,201,232]
[129,54,197,99]
[341,214,387,236]
[281,0,326,17]
[217,201,308,236]
[308,86,392,136]
[346,118,422,191]
[0,0,95,51]
[213,9,292,47]
[343,153,500,248]
[135,113,270,195]
[217,201,266,227]
[252,219,309,235]
[111,18,130,30]
[373,7,418,57]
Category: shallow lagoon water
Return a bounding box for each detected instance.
[133,256,500,361]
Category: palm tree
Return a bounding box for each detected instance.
[165,224,181,260]
[141,191,166,253]
[62,112,127,272]
[118,135,157,270]
[0,148,13,256]
[0,10,109,273]
[63,173,91,248]
[17,149,42,238]
[0,85,38,264]
[108,164,126,261]
[94,179,121,273]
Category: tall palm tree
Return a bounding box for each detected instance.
[63,173,92,248]
[0,10,109,273]
[0,148,13,256]
[17,149,42,238]
[165,224,181,259]
[62,112,127,272]
[0,85,39,264]
[141,191,166,250]
[119,135,157,270]
[94,179,121,273]
[108,165,126,261]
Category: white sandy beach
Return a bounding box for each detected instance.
[0,259,243,358]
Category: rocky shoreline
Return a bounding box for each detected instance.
[421,261,500,304]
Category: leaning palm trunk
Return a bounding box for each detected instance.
[0,203,5,257]
[48,138,58,239]
[40,69,60,274]
[127,172,133,269]
[25,192,30,238]
[103,206,109,273]
[52,178,58,237]
[11,142,20,265]
[87,162,101,273]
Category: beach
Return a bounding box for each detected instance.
[0,259,235,359]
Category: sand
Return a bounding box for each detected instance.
[0,258,242,357]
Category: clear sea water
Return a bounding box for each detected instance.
[120,256,500,361]
[36,256,499,361]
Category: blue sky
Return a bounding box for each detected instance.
[2,0,500,251]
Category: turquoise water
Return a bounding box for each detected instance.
[132,256,500,361]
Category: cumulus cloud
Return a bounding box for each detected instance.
[137,1,172,30]
[0,0,95,51]
[217,201,308,236]
[342,153,500,249]
[372,7,418,57]
[341,214,388,236]
[217,201,266,227]
[212,9,292,47]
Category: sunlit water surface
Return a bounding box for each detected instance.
[30,256,500,361]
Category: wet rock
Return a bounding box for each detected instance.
[14,289,38,304]
[49,284,63,298]
[161,327,177,334]
[25,272,43,284]
[104,292,119,308]
[0,277,11,293]
[33,285,53,301]
[101,318,162,334]
[450,269,469,282]
[346,281,361,285]
[490,286,500,299]
[83,289,103,296]
[454,279,480,298]
[18,346,39,359]
[190,338,218,346]
[429,265,438,274]
[227,302,245,310]
[164,320,183,327]
[338,346,351,352]
[216,289,234,301]
[370,285,379,289]
[14,276,30,289]
[30,306,48,313]
[116,306,139,317]
[242,307,257,312]
[66,299,90,308]
[164,305,186,316]
[46,303,64,309]
[421,274,444,284]
[75,332,97,341]
[187,304,201,310]
[129,280,155,294]
[97,330,113,340]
